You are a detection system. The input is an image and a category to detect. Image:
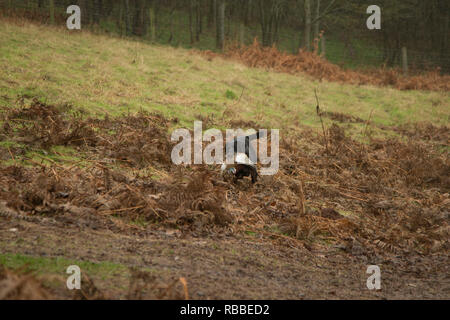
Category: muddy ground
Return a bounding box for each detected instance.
[0,100,449,299]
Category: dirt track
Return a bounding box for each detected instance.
[0,214,448,299]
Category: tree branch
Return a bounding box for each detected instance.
[310,0,337,25]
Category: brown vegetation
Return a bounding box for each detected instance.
[1,100,448,258]
[0,266,52,299]
[201,39,450,92]
[0,266,187,300]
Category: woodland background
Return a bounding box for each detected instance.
[1,0,449,72]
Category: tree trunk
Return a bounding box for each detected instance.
[149,2,156,42]
[304,0,311,51]
[259,1,273,47]
[320,35,326,57]
[216,0,225,50]
[168,4,175,43]
[189,0,194,44]
[313,0,320,42]
[259,2,267,46]
[213,0,217,30]
[441,15,449,59]
[239,22,245,46]
[124,0,131,36]
[402,47,408,76]
[196,1,201,41]
[196,0,202,41]
[118,0,124,36]
[93,0,101,25]
[80,0,89,27]
[245,0,252,26]
[226,5,231,38]
[49,0,54,25]
[134,0,145,36]
[207,0,215,27]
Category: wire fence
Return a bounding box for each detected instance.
[1,0,449,73]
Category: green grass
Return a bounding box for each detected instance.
[0,252,167,295]
[0,21,448,136]
[0,252,126,279]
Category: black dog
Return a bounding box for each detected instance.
[234,163,258,184]
[223,131,264,184]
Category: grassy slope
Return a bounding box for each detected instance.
[0,21,448,136]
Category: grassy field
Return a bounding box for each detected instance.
[0,21,448,136]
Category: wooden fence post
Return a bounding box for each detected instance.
[402,46,408,76]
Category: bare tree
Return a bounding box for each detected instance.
[304,0,311,50]
[313,0,320,42]
[189,0,194,43]
[216,0,225,50]
[304,0,338,51]
[258,0,285,47]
